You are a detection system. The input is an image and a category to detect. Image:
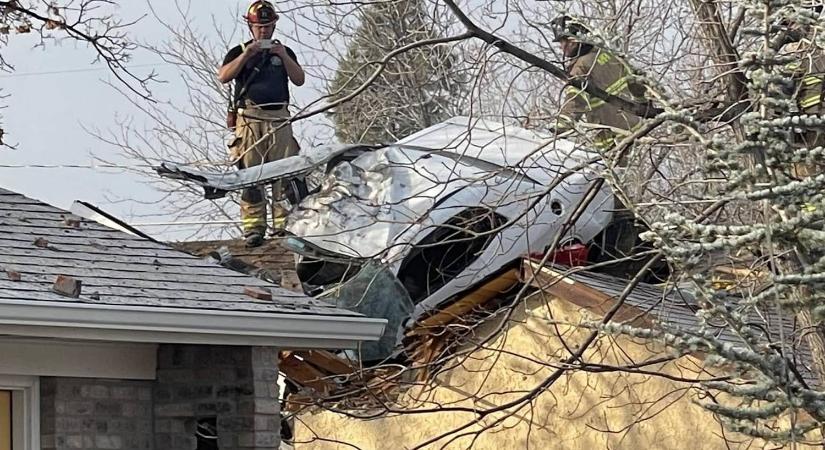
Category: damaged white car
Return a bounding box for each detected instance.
[158,117,622,360]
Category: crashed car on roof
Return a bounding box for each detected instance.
[158,117,615,360]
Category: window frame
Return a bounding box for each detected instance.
[0,376,39,450]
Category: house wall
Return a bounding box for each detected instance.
[154,344,281,450]
[295,294,818,449]
[40,377,154,450]
[36,344,281,450]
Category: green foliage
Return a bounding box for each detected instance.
[328,0,466,144]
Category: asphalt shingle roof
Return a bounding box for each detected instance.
[0,187,358,317]
[563,268,816,385]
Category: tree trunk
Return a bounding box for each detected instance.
[688,0,748,102]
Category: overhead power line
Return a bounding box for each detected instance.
[132,220,241,227]
[0,163,154,169]
[0,63,172,79]
[0,161,231,170]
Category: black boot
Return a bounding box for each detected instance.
[245,232,264,248]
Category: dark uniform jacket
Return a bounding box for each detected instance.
[223,40,298,110]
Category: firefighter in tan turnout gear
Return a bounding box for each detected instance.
[551,15,647,156]
[791,46,825,150]
[781,7,825,172]
[551,16,660,280]
[218,0,305,247]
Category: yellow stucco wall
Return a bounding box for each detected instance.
[294,293,816,449]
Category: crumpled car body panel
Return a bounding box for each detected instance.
[155,144,371,199]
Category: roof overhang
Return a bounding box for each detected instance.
[0,299,386,349]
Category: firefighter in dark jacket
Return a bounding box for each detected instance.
[218,0,305,247]
[551,15,647,158]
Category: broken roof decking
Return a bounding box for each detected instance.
[175,239,298,278]
[174,239,304,292]
[0,187,346,315]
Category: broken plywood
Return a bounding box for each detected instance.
[409,269,520,334]
[280,351,335,394]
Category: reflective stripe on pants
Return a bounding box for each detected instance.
[800,94,822,108]
[233,107,300,237]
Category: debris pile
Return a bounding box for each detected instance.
[279,268,522,411]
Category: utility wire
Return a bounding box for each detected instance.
[0,163,154,169]
[132,220,240,227]
[0,161,233,169]
[0,63,173,79]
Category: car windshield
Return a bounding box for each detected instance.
[318,261,414,362]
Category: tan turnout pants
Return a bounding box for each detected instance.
[230,106,300,238]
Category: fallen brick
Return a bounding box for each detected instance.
[244,286,272,301]
[53,275,82,298]
[62,217,81,228]
[6,271,21,282]
[33,237,49,248]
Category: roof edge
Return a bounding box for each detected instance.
[0,299,387,349]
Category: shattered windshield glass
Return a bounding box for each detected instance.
[318,261,414,362]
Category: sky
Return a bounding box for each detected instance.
[0,1,330,240]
